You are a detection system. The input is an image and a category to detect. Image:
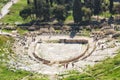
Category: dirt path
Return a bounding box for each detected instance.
[0,0,19,19]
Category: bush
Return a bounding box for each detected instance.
[113,3,120,14]
[53,5,68,23]
[82,7,92,21]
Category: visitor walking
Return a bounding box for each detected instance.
[72,62,74,68]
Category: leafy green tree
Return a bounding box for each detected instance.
[33,0,37,18]
[45,0,53,6]
[49,0,53,6]
[84,0,94,18]
[53,5,67,24]
[93,0,102,15]
[27,0,30,4]
[109,0,113,14]
[33,0,52,21]
[34,0,46,20]
[73,0,82,24]
[65,0,73,11]
[84,0,94,9]
[82,7,92,22]
[55,0,64,4]
[46,0,49,3]
[43,4,51,21]
[101,0,110,12]
[19,5,34,20]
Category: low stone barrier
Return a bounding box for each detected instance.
[59,39,88,44]
[33,44,89,65]
[81,42,97,60]
[33,52,50,64]
[58,44,89,64]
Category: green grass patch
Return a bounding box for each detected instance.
[65,15,73,22]
[17,28,28,35]
[0,67,29,80]
[99,11,112,18]
[0,35,28,80]
[0,0,27,24]
[0,35,49,80]
[62,51,120,80]
[79,29,90,37]
[2,29,13,33]
[2,28,28,35]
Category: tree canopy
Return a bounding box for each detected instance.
[19,0,117,24]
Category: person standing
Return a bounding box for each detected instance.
[11,0,14,4]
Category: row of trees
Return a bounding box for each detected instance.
[19,0,114,24]
[20,0,72,24]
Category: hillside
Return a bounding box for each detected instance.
[0,35,48,80]
[62,52,120,80]
[0,0,9,9]
[0,0,27,24]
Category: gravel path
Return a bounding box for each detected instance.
[0,0,19,19]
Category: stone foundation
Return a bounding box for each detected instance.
[59,39,88,44]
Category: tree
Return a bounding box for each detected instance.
[109,0,113,14]
[65,0,73,11]
[43,4,50,21]
[93,0,102,15]
[45,0,53,6]
[53,5,67,24]
[82,7,92,22]
[19,0,74,23]
[46,0,49,3]
[55,0,64,4]
[19,5,34,20]
[27,0,30,4]
[49,0,53,6]
[101,0,110,12]
[34,0,45,20]
[73,0,82,24]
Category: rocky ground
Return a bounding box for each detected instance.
[0,0,19,19]
[6,34,119,76]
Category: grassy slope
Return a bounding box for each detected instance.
[0,35,29,80]
[62,52,120,80]
[0,35,48,80]
[0,0,27,24]
[65,14,73,23]
[0,0,9,9]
